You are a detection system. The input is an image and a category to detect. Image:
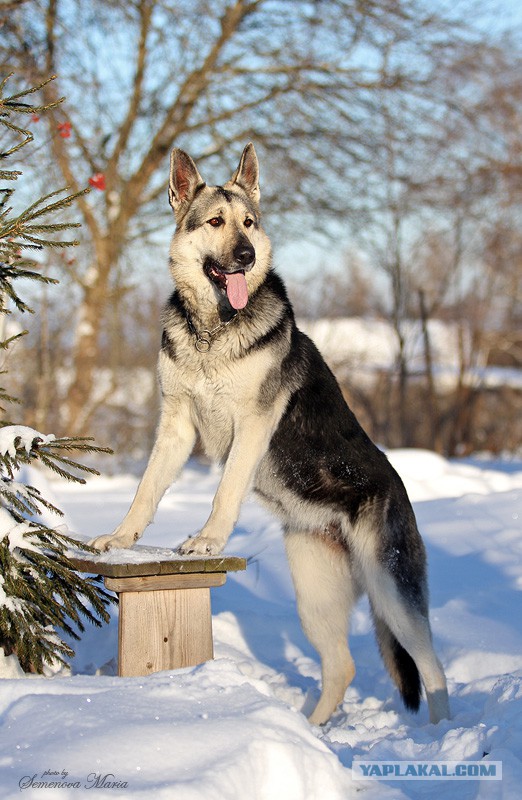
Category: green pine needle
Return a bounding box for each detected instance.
[0,75,115,674]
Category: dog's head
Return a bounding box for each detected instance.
[168,144,271,312]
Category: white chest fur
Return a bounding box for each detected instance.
[158,342,280,462]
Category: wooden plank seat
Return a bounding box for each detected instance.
[69,549,247,677]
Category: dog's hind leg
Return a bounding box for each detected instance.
[284,528,358,725]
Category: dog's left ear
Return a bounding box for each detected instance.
[227,143,260,206]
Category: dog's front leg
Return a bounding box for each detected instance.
[179,414,275,556]
[90,396,196,551]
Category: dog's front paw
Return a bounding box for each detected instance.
[178,534,225,556]
[89,531,139,552]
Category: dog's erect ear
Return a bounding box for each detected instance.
[227,143,260,205]
[169,149,204,221]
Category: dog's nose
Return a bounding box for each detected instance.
[233,241,255,269]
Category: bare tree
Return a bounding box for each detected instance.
[287,23,521,454]
[1,0,472,434]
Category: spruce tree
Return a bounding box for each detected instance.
[0,74,113,673]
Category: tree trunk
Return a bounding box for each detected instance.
[418,289,443,453]
[62,245,112,435]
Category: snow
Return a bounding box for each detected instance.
[0,430,61,572]
[299,317,466,375]
[299,317,522,391]
[0,451,521,798]
[0,649,25,679]
[0,507,35,552]
[0,426,55,458]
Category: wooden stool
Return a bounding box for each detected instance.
[70,551,247,677]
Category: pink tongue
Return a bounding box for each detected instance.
[226,272,249,309]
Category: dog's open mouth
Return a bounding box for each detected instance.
[204,260,249,310]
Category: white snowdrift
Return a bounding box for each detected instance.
[0,451,521,799]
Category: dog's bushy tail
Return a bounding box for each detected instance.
[371,608,422,712]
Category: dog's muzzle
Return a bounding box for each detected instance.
[204,246,255,310]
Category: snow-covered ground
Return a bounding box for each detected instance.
[1,450,521,799]
[300,317,522,391]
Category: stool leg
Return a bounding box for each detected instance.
[117,587,214,677]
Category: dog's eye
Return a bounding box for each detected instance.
[244,218,254,228]
[207,217,223,228]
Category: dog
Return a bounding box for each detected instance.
[91,143,450,726]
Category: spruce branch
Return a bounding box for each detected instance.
[0,261,58,314]
[15,186,89,224]
[0,187,89,250]
[0,331,27,350]
[0,117,33,164]
[35,436,113,483]
[0,521,113,672]
[0,73,64,165]
[0,75,114,673]
[0,73,63,111]
[0,429,112,482]
[1,477,63,518]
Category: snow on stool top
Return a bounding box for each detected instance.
[67,544,247,579]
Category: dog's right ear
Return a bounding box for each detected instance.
[169,149,205,221]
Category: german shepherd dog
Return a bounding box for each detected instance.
[92,144,450,726]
